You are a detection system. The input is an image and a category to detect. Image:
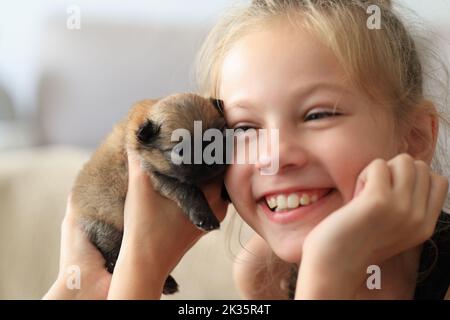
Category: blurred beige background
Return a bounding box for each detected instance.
[0,0,449,299]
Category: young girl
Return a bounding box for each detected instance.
[44,0,450,299]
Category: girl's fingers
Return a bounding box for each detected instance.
[126,148,159,202]
[387,154,416,199]
[352,172,366,199]
[59,193,107,272]
[127,147,144,176]
[126,148,227,224]
[411,160,431,217]
[354,159,391,198]
[124,148,182,231]
[61,193,82,250]
[61,193,76,229]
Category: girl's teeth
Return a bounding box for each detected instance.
[300,194,310,206]
[287,194,300,208]
[265,191,326,211]
[267,198,277,209]
[276,195,287,210]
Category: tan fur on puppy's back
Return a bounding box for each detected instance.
[72,99,158,229]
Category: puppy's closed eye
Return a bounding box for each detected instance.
[137,119,160,145]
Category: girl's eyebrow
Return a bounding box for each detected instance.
[226,103,252,110]
[291,82,349,100]
[226,82,348,110]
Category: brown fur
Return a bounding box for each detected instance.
[71,93,226,294]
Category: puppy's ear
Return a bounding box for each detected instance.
[136,119,160,145]
[210,98,224,116]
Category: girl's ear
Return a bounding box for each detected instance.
[404,100,439,164]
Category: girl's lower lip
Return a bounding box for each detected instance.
[260,189,336,224]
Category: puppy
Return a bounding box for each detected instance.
[71,93,227,294]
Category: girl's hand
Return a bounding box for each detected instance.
[43,195,112,300]
[107,149,228,299]
[296,153,449,299]
[45,149,228,300]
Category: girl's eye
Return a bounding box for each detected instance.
[304,111,340,121]
[233,125,255,132]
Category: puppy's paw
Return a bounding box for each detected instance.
[163,275,179,294]
[190,210,220,231]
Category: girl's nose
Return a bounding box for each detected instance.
[279,128,310,172]
[255,154,272,170]
[256,127,308,174]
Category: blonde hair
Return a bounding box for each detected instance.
[194,0,450,298]
[194,0,450,210]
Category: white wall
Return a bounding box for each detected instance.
[397,0,450,23]
[0,0,236,118]
[0,0,449,118]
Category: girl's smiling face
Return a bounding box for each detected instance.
[220,22,406,263]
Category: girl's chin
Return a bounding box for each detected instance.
[268,239,305,264]
[261,224,314,264]
[273,250,302,264]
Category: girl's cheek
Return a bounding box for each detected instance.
[324,145,372,205]
[333,159,368,203]
[224,172,261,235]
[330,151,387,204]
[224,164,253,207]
[224,164,244,198]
